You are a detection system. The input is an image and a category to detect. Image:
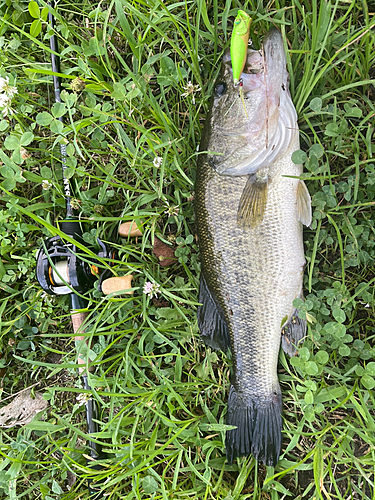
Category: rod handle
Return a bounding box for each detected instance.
[102,275,134,295]
[71,310,90,372]
[71,311,88,335]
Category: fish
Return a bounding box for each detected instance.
[194,27,312,466]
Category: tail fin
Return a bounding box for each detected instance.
[225,385,282,466]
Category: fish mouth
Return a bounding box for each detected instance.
[262,28,287,79]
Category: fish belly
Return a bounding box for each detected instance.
[195,151,305,465]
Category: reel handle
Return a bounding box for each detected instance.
[100,221,140,294]
[102,275,134,295]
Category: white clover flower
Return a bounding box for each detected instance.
[0,76,9,93]
[0,76,18,116]
[0,93,9,106]
[0,94,11,117]
[76,393,92,406]
[42,179,53,190]
[1,106,10,117]
[0,76,18,97]
[153,156,162,168]
[181,80,201,104]
[164,200,179,216]
[143,281,160,299]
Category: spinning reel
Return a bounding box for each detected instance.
[36,219,115,296]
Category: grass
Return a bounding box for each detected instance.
[0,0,375,498]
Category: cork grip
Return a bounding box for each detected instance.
[71,310,90,372]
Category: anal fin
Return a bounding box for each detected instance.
[197,274,230,352]
[237,174,268,229]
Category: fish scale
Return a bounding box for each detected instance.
[195,28,311,466]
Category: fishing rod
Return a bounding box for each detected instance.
[35,3,141,496]
[35,2,115,497]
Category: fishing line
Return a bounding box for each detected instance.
[223,93,239,117]
[238,78,248,118]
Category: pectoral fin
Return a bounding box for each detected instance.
[297,180,312,227]
[237,174,268,229]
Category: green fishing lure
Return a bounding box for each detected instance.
[230,10,252,85]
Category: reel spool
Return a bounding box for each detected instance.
[36,235,115,296]
[36,220,142,297]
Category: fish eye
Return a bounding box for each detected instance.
[214,81,227,97]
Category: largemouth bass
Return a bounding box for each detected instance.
[195,28,312,466]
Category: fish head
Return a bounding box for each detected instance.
[205,28,297,177]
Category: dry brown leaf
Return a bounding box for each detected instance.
[152,237,177,267]
[0,390,48,428]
